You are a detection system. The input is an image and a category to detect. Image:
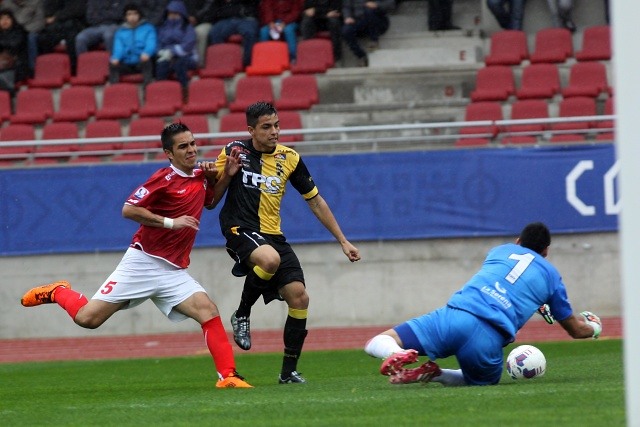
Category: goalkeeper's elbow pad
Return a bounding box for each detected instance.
[581,311,602,339]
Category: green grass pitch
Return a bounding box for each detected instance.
[0,339,624,426]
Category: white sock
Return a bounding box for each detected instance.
[364,334,403,359]
[432,368,467,387]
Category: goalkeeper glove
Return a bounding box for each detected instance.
[580,311,602,339]
[537,304,555,324]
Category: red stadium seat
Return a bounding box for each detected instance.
[470,66,515,102]
[0,90,12,122]
[277,111,303,143]
[530,28,573,64]
[126,117,166,151]
[551,96,597,132]
[10,88,54,124]
[502,100,549,144]
[70,51,110,86]
[228,76,274,112]
[290,39,334,74]
[95,83,140,120]
[53,86,97,122]
[276,75,319,110]
[575,25,611,62]
[212,112,248,146]
[138,80,183,117]
[516,63,561,100]
[0,123,36,159]
[78,119,123,153]
[37,122,80,159]
[456,102,502,146]
[200,43,243,79]
[182,78,227,115]
[245,41,289,76]
[561,62,612,98]
[28,53,71,88]
[484,30,529,66]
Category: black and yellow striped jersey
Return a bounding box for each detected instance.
[215,139,319,235]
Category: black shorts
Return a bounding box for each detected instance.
[224,228,305,303]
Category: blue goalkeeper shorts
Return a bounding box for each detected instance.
[394,306,505,385]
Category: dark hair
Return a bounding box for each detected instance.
[161,122,190,151]
[519,222,551,254]
[246,101,277,128]
[124,3,142,17]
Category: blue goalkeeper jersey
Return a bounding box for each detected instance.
[447,243,573,341]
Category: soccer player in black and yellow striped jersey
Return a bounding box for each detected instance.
[213,101,361,384]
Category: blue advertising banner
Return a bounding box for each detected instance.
[0,144,619,256]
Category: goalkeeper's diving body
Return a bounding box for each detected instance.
[364,222,603,386]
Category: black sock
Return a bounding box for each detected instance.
[281,316,308,376]
[235,275,263,318]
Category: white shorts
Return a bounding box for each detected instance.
[92,247,207,322]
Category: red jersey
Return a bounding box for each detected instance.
[125,165,215,268]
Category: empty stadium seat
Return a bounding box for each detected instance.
[575,25,611,61]
[53,86,97,122]
[502,99,549,144]
[0,124,36,159]
[78,119,123,153]
[551,96,597,132]
[456,102,502,146]
[213,112,248,146]
[182,78,227,115]
[530,28,573,64]
[28,53,71,88]
[276,75,319,110]
[484,30,529,66]
[179,114,211,144]
[200,43,243,79]
[95,83,140,120]
[70,51,110,86]
[0,90,11,122]
[228,76,274,112]
[245,41,289,76]
[290,39,334,74]
[470,66,515,102]
[37,122,80,159]
[138,80,183,117]
[277,111,304,143]
[10,88,54,124]
[516,63,561,100]
[561,62,612,98]
[127,117,166,151]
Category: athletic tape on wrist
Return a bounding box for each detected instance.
[163,217,174,229]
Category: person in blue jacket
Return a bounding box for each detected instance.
[364,222,604,386]
[109,2,157,88]
[155,0,198,98]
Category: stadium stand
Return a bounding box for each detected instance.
[37,122,79,160]
[470,66,515,102]
[245,41,290,76]
[70,51,110,86]
[0,124,36,160]
[138,80,183,117]
[484,30,529,66]
[0,90,11,123]
[95,83,140,120]
[551,96,597,133]
[228,76,274,112]
[276,74,319,111]
[575,25,611,62]
[182,78,227,115]
[530,28,573,64]
[516,63,561,100]
[290,38,334,74]
[456,101,503,146]
[200,43,243,79]
[10,88,54,125]
[78,120,123,154]
[52,86,97,122]
[502,99,549,144]
[28,53,71,89]
[561,61,612,98]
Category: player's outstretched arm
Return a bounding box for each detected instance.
[122,204,200,231]
[558,311,602,339]
[202,146,242,209]
[306,194,361,262]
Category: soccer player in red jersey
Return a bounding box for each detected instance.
[20,122,252,388]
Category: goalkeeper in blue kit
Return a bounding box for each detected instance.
[364,222,603,386]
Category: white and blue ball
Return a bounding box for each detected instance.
[506,345,546,379]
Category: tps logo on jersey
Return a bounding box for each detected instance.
[242,170,282,194]
[134,186,149,199]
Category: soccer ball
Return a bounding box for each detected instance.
[506,345,546,379]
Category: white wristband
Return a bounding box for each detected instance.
[163,217,174,229]
[587,320,602,339]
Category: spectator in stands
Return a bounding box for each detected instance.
[300,0,343,62]
[75,0,126,55]
[109,3,157,88]
[2,0,44,78]
[183,0,214,66]
[427,0,459,31]
[486,0,525,30]
[138,0,170,26]
[342,0,395,67]
[37,0,86,75]
[0,8,28,94]
[546,0,575,32]
[206,0,260,67]
[156,0,198,100]
[604,0,610,24]
[258,0,304,62]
